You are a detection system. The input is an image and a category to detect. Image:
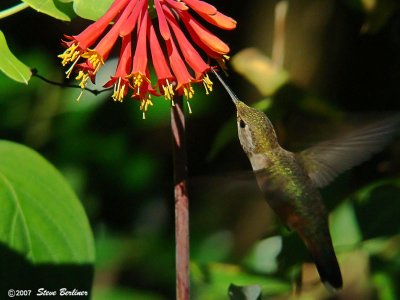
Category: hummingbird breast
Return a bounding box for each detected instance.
[253,149,343,289]
[252,148,328,234]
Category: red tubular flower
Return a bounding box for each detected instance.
[103,35,133,102]
[129,6,151,95]
[58,0,131,74]
[163,7,209,76]
[149,23,175,101]
[182,0,236,30]
[59,0,236,115]
[166,36,195,108]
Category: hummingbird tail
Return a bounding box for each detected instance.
[308,237,343,291]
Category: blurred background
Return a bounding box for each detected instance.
[1,0,400,299]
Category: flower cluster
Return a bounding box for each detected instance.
[59,0,236,118]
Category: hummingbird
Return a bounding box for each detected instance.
[212,69,400,291]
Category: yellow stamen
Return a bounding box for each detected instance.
[183,84,194,99]
[58,43,81,66]
[133,74,144,89]
[75,70,90,90]
[162,79,175,101]
[81,50,104,75]
[65,57,80,79]
[202,74,213,95]
[58,43,82,78]
[131,73,151,90]
[186,100,192,114]
[112,77,126,102]
[217,55,230,73]
[140,98,154,119]
[77,90,84,102]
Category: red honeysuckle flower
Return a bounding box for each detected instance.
[103,35,133,102]
[149,22,175,102]
[58,0,131,72]
[59,0,236,117]
[129,6,153,97]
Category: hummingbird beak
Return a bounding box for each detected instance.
[211,68,240,105]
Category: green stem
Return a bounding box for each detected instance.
[0,2,29,20]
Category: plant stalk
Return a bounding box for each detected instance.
[171,96,190,300]
[0,3,29,20]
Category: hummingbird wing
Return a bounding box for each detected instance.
[296,114,400,188]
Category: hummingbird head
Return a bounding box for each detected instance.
[212,69,279,155]
[235,101,279,155]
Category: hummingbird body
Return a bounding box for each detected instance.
[254,148,342,290]
[212,68,400,291]
[236,101,342,289]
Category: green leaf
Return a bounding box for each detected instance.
[0,140,95,290]
[231,48,289,96]
[253,98,273,111]
[330,201,362,247]
[73,0,114,21]
[0,31,31,84]
[22,0,71,21]
[228,284,262,300]
[373,272,398,300]
[195,231,233,263]
[353,179,400,240]
[244,236,282,274]
[211,263,290,295]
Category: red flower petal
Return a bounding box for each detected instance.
[182,0,217,15]
[60,0,237,113]
[94,0,137,59]
[166,37,194,96]
[155,0,170,40]
[115,34,132,77]
[165,0,189,11]
[163,6,209,75]
[180,11,230,55]
[131,6,149,78]
[119,0,145,36]
[149,23,173,81]
[104,35,133,102]
[73,0,130,50]
[197,10,237,30]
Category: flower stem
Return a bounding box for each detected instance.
[171,96,190,300]
[0,3,29,20]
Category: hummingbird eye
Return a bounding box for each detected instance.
[239,119,246,128]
